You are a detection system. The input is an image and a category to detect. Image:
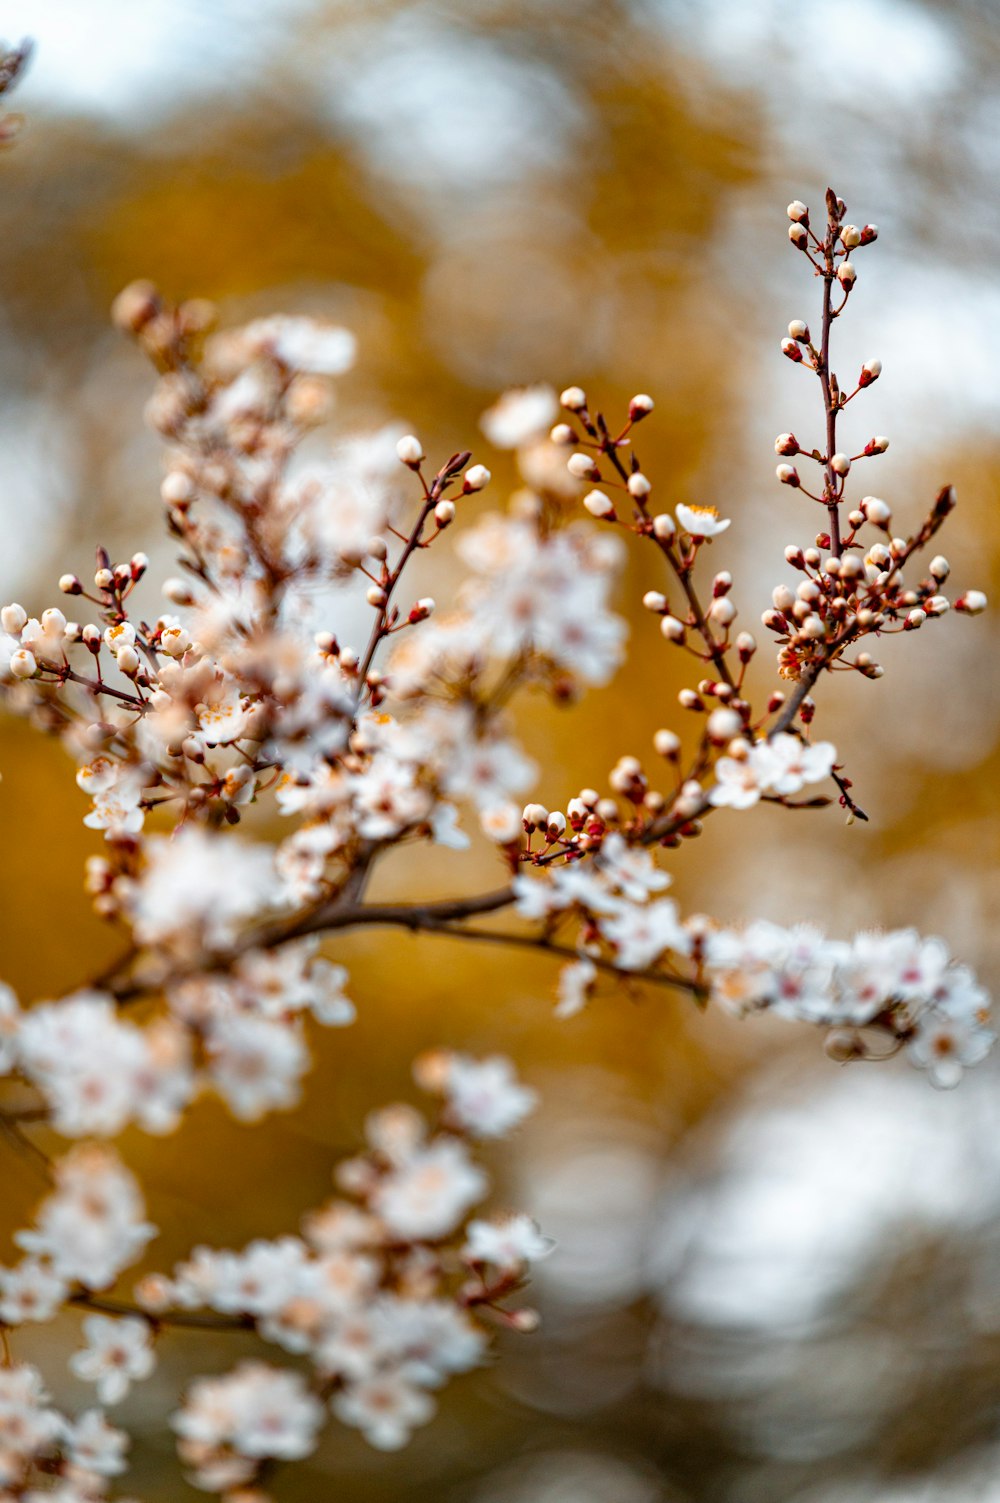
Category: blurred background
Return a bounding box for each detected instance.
[2,1,1000,1499]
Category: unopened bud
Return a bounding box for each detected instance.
[627,471,651,499]
[8,647,36,678]
[786,200,809,223]
[787,320,810,342]
[629,393,654,419]
[654,728,680,757]
[860,224,878,245]
[830,452,851,476]
[550,423,575,445]
[929,556,950,582]
[463,464,491,493]
[652,513,676,542]
[707,707,742,742]
[568,452,599,480]
[775,433,799,456]
[59,574,82,595]
[583,490,615,519]
[736,631,756,661]
[955,590,988,615]
[408,597,436,622]
[434,500,456,527]
[788,223,809,249]
[116,644,140,675]
[862,496,892,527]
[776,464,800,487]
[642,590,668,613]
[366,585,388,608]
[837,261,857,288]
[840,224,862,249]
[660,615,685,643]
[560,386,587,411]
[522,803,549,832]
[396,434,424,466]
[781,338,804,363]
[864,435,890,456]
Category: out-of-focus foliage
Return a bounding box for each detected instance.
[1,2,999,1500]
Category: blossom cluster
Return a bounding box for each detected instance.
[0,166,993,1500]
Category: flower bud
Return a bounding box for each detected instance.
[707,707,742,742]
[654,728,680,757]
[59,574,82,595]
[463,464,491,493]
[860,224,878,245]
[550,423,575,445]
[781,338,804,363]
[929,555,950,581]
[583,490,615,519]
[776,464,800,487]
[708,596,736,626]
[787,320,810,342]
[159,625,190,658]
[652,513,676,542]
[366,585,388,608]
[660,615,685,643]
[788,223,809,249]
[1,602,27,634]
[629,393,654,419]
[9,647,36,678]
[862,496,891,527]
[679,689,704,711]
[775,433,799,456]
[627,471,651,498]
[736,631,757,661]
[434,500,456,527]
[784,545,805,568]
[858,357,882,388]
[111,279,160,333]
[82,625,101,651]
[560,386,587,411]
[713,571,733,596]
[830,452,851,476]
[522,803,549,831]
[94,568,114,591]
[396,434,424,466]
[837,261,857,288]
[642,590,668,613]
[408,597,436,622]
[906,608,926,628]
[162,578,195,606]
[567,452,599,480]
[925,595,950,616]
[772,585,795,612]
[955,590,988,615]
[130,552,149,578]
[864,435,890,455]
[840,224,862,249]
[545,811,567,840]
[801,614,826,639]
[161,471,194,505]
[116,644,140,675]
[786,200,809,222]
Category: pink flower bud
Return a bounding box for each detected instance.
[955,591,988,615]
[781,338,804,363]
[864,435,890,455]
[858,358,882,388]
[776,464,800,487]
[775,433,799,456]
[736,631,757,661]
[860,224,878,245]
[408,597,436,622]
